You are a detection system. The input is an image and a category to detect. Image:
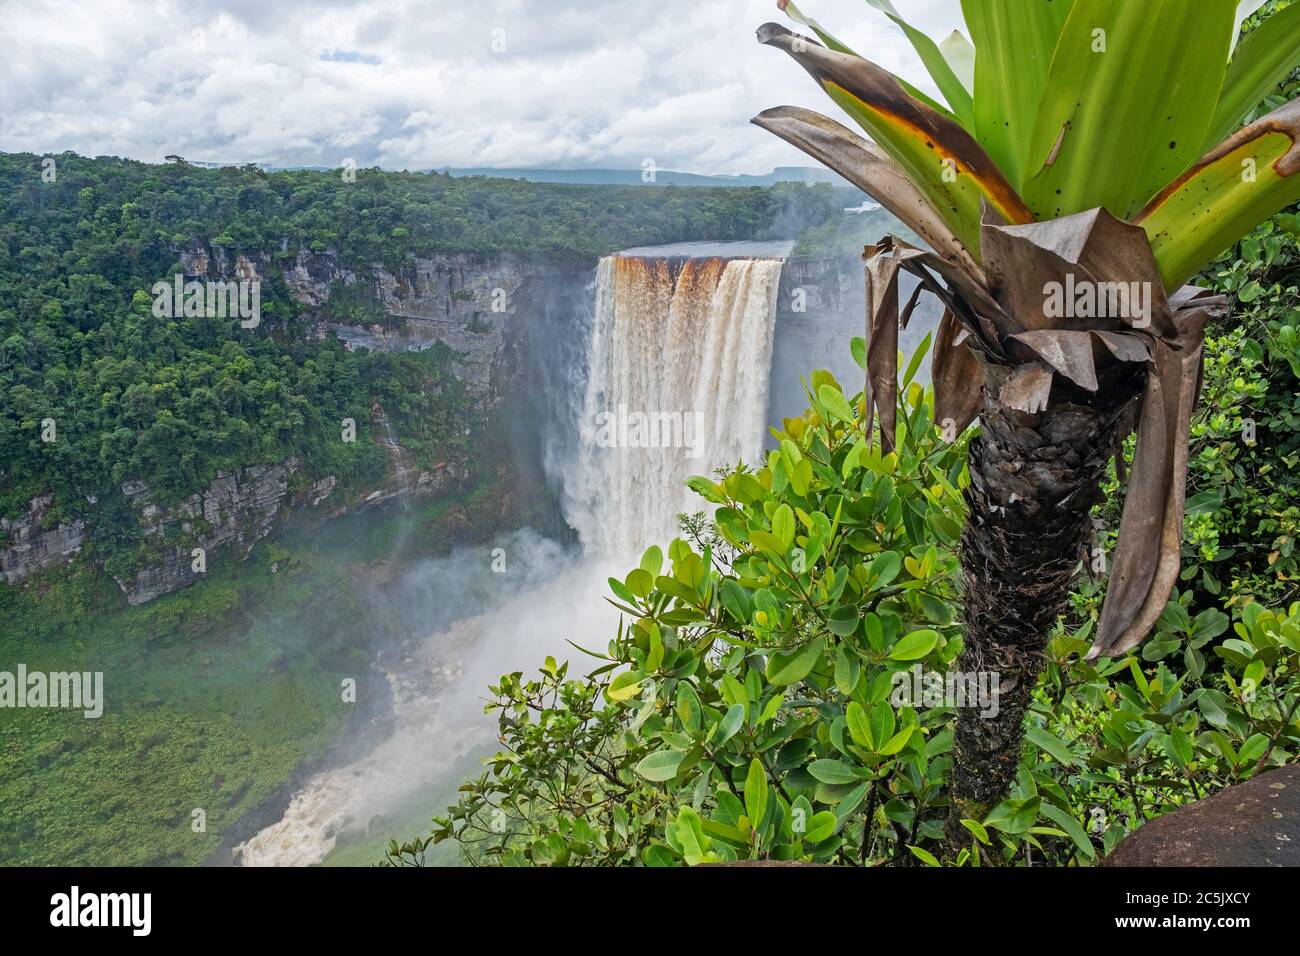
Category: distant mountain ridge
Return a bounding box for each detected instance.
[173,160,851,189]
[436,166,852,188]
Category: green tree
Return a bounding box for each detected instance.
[752,0,1300,844]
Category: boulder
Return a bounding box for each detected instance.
[1104,764,1299,866]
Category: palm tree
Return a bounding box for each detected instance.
[754,0,1300,848]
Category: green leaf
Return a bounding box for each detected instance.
[834,644,862,695]
[865,550,901,590]
[606,671,645,703]
[807,758,862,785]
[1025,726,1078,767]
[720,579,753,624]
[908,845,941,866]
[1238,732,1271,767]
[1024,0,1237,221]
[766,637,824,686]
[635,748,686,782]
[713,703,746,747]
[803,810,838,844]
[889,629,940,661]
[961,0,1074,189]
[757,692,785,726]
[624,568,653,598]
[960,818,990,845]
[675,681,702,732]
[790,458,814,497]
[700,816,750,847]
[985,796,1041,835]
[846,701,873,750]
[863,0,975,127]
[1038,803,1096,860]
[818,383,857,424]
[1136,99,1300,289]
[850,336,867,370]
[833,782,870,829]
[641,844,678,867]
[744,758,769,827]
[878,725,914,756]
[1185,490,1224,517]
[607,576,636,604]
[639,544,664,578]
[646,624,664,672]
[869,700,896,751]
[778,0,959,119]
[722,673,750,709]
[685,475,726,503]
[772,503,796,550]
[758,24,1034,257]
[901,332,931,388]
[1164,726,1194,768]
[827,603,861,637]
[939,28,974,94]
[750,529,788,560]
[673,806,713,865]
[1204,1,1300,150]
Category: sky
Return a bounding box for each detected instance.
[0,0,965,175]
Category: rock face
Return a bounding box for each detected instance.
[113,461,309,605]
[0,440,469,604]
[109,453,467,605]
[178,242,593,403]
[0,495,86,586]
[1104,765,1300,866]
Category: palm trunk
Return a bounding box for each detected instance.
[943,359,1142,854]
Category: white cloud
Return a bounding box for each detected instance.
[0,0,966,173]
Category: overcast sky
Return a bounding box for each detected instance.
[0,0,965,174]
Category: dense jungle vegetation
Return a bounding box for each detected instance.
[0,152,849,563]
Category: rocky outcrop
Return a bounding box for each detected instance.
[1,441,470,604]
[1104,764,1300,866]
[4,240,588,604]
[0,495,86,586]
[113,461,310,605]
[177,242,593,404]
[108,449,468,605]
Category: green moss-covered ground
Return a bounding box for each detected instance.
[0,537,371,865]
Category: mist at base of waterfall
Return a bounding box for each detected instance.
[236,529,626,866]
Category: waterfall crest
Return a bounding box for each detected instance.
[565,254,783,557]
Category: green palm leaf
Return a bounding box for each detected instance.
[1137,97,1300,289]
[1023,0,1237,220]
[1203,0,1300,150]
[863,0,975,127]
[757,23,1034,259]
[777,0,958,119]
[961,0,1075,191]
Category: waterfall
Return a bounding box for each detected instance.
[236,248,786,866]
[564,254,784,557]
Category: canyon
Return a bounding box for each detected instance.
[0,238,931,607]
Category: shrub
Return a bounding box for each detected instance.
[409,337,1300,867]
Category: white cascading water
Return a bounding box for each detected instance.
[567,254,783,556]
[236,250,784,866]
